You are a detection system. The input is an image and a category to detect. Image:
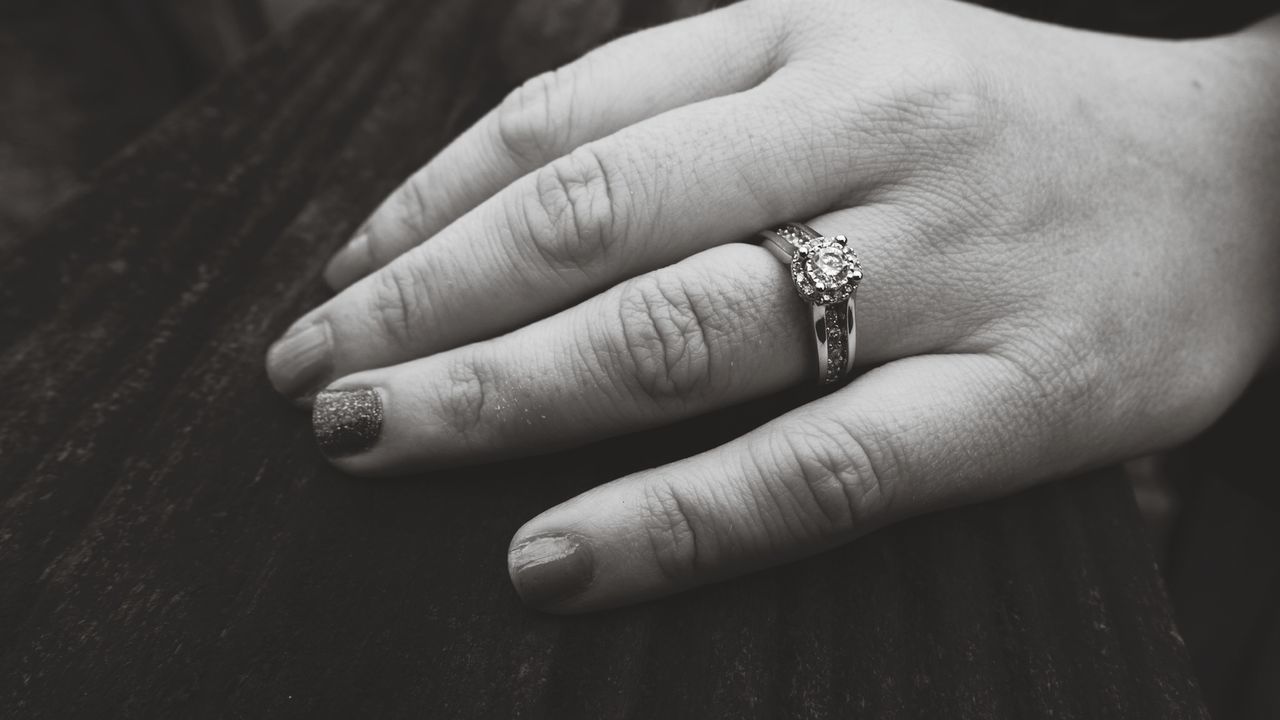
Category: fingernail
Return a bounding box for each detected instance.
[312,387,383,458]
[508,533,595,609]
[324,232,371,289]
[266,321,333,399]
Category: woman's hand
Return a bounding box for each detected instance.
[264,0,1280,612]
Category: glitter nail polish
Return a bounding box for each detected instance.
[312,388,383,458]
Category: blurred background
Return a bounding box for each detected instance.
[0,0,313,251]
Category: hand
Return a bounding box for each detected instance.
[265,0,1280,612]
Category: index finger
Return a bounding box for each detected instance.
[324,2,789,289]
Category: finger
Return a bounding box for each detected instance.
[308,198,990,475]
[504,353,1081,612]
[310,243,811,474]
[268,83,875,400]
[324,2,788,290]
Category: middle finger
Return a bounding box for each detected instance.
[310,207,971,476]
[267,79,886,401]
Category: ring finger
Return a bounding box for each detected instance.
[267,81,874,402]
[310,211,974,476]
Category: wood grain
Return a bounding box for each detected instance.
[4,0,1262,716]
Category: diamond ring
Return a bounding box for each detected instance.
[760,222,862,385]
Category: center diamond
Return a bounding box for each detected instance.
[790,235,862,305]
[814,246,846,278]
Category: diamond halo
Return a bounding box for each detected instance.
[790,234,862,305]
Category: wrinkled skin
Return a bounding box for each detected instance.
[266,0,1280,612]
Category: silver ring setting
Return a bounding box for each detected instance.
[761,222,862,385]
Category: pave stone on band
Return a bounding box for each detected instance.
[761,222,862,385]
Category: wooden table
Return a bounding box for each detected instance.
[0,0,1234,716]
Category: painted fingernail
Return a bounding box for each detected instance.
[323,232,371,289]
[312,387,383,458]
[266,321,333,399]
[508,533,595,609]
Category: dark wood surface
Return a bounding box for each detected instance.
[4,0,1275,716]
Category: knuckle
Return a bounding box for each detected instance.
[379,176,434,252]
[613,272,720,406]
[995,315,1114,439]
[752,420,898,542]
[871,50,995,157]
[370,260,429,347]
[432,354,496,446]
[1036,316,1112,403]
[520,145,627,273]
[496,69,572,165]
[640,481,707,585]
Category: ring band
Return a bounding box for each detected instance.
[760,222,862,385]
